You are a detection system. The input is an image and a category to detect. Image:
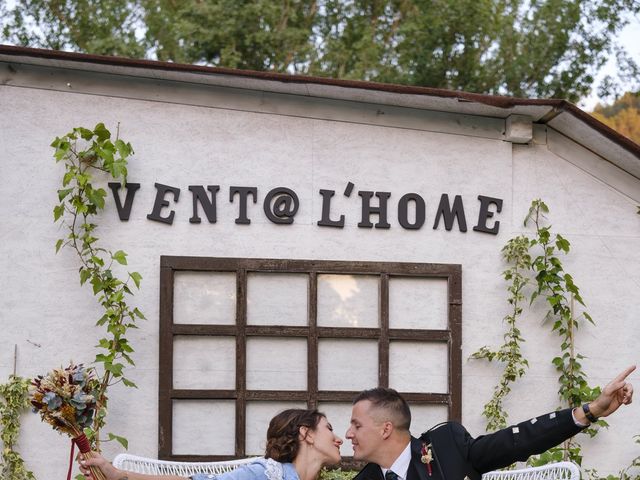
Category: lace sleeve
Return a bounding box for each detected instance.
[263,458,284,480]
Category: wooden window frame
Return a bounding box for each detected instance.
[159,256,462,464]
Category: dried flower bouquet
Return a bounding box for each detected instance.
[29,363,106,480]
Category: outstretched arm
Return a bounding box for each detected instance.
[79,453,186,480]
[573,364,635,424]
[465,365,636,473]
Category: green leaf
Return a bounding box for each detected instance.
[55,238,64,253]
[91,255,105,267]
[105,362,124,376]
[122,377,138,388]
[115,139,133,158]
[77,127,94,140]
[130,271,142,288]
[91,276,104,294]
[112,250,128,265]
[53,204,65,221]
[79,268,91,285]
[58,188,74,201]
[583,311,595,324]
[94,123,111,141]
[87,188,107,210]
[62,170,75,186]
[107,432,129,449]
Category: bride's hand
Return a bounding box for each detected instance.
[78,453,123,480]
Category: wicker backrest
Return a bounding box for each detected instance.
[112,454,260,475]
[481,462,580,480]
[112,455,579,480]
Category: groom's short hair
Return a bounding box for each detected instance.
[353,387,411,431]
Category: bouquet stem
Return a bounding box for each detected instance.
[74,433,107,480]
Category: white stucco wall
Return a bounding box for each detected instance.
[1,63,639,478]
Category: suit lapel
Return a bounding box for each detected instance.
[359,463,384,480]
[409,437,432,480]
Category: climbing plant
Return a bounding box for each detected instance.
[524,200,602,467]
[470,235,531,431]
[473,199,604,467]
[50,122,144,451]
[0,375,35,480]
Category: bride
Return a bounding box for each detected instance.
[79,408,343,480]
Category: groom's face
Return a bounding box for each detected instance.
[346,400,386,463]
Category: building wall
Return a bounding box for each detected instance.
[1,66,638,478]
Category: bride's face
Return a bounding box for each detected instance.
[308,416,343,466]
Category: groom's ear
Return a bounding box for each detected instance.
[381,421,394,439]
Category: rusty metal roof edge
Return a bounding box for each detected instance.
[1,44,639,160]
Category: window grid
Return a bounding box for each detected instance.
[159,256,462,465]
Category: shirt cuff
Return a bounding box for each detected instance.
[571,407,589,427]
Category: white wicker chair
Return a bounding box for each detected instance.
[482,462,579,480]
[112,454,260,476]
[112,455,579,480]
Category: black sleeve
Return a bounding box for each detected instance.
[463,408,584,473]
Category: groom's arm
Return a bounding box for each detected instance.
[461,365,635,473]
[463,407,582,473]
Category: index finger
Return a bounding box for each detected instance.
[611,365,637,384]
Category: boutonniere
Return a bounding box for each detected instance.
[420,443,433,476]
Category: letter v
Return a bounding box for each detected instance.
[108,182,141,221]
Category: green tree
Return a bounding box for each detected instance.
[2,1,639,103]
[1,0,146,58]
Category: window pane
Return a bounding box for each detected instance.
[318,274,378,328]
[389,342,448,393]
[409,404,449,437]
[247,273,308,326]
[246,402,307,455]
[173,336,235,389]
[174,272,236,325]
[318,402,354,457]
[173,400,235,455]
[389,277,448,329]
[247,338,307,390]
[319,339,378,390]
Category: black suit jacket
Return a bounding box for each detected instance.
[353,408,584,480]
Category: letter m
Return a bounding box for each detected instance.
[433,194,468,232]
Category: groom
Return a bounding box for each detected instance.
[347,365,635,480]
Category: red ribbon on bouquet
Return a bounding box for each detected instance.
[67,433,107,480]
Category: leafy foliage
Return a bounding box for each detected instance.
[471,235,531,432]
[2,1,640,102]
[51,123,144,450]
[1,0,146,58]
[473,199,608,468]
[320,468,357,480]
[523,200,602,466]
[0,375,35,480]
[592,91,640,145]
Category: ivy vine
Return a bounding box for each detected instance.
[470,235,531,432]
[524,199,602,467]
[0,375,35,480]
[51,123,144,451]
[473,199,611,469]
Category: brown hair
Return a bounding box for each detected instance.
[264,409,326,462]
[352,388,411,431]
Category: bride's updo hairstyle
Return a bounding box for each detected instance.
[264,409,326,462]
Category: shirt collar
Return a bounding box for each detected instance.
[382,441,412,480]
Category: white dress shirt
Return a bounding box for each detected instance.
[382,442,412,480]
